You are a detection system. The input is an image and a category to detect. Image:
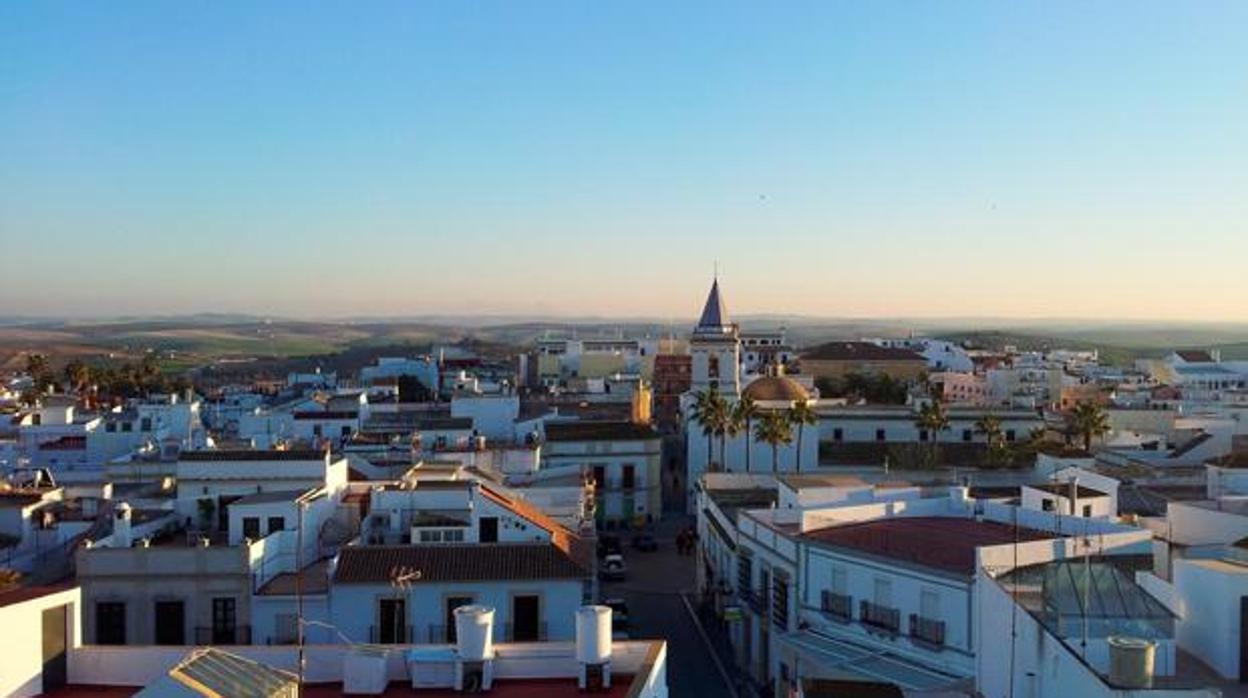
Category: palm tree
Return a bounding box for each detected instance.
[973,414,1003,448]
[755,410,794,473]
[732,395,759,473]
[1067,401,1110,452]
[689,389,730,473]
[914,400,950,465]
[789,400,819,473]
[974,413,1013,468]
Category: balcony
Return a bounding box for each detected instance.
[193,625,252,645]
[819,591,852,623]
[908,614,946,649]
[858,600,900,635]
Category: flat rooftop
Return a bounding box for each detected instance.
[803,517,1051,576]
[42,678,637,698]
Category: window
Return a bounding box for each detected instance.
[876,429,886,442]
[106,422,117,433]
[622,465,635,490]
[833,428,843,442]
[830,567,848,595]
[1006,429,1016,442]
[962,429,972,442]
[313,425,322,437]
[96,602,126,645]
[1041,498,1055,512]
[122,422,133,433]
[873,578,892,607]
[1083,504,1093,518]
[242,517,260,540]
[341,425,352,437]
[445,529,464,542]
[919,429,929,442]
[771,574,790,630]
[267,516,285,534]
[141,417,152,432]
[420,530,443,543]
[920,589,940,620]
[479,517,498,543]
[592,466,606,489]
[708,356,720,379]
[212,598,237,644]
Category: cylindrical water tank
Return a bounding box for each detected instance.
[1108,635,1155,689]
[575,605,613,664]
[454,605,495,660]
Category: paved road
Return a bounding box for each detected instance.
[601,517,733,697]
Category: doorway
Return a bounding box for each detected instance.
[511,595,541,641]
[155,601,185,645]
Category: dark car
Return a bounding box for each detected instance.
[597,535,622,560]
[599,553,627,581]
[631,533,658,552]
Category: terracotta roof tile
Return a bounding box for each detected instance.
[802,517,1050,576]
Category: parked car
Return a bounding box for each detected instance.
[597,535,622,560]
[631,533,658,552]
[599,553,627,581]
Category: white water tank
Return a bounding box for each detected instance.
[454,605,495,661]
[1108,635,1155,689]
[575,605,613,664]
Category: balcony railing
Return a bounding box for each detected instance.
[194,625,252,645]
[368,624,415,644]
[909,614,946,648]
[820,591,852,623]
[859,600,900,635]
[503,621,548,643]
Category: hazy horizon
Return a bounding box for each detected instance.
[3,3,1246,321]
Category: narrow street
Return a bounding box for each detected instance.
[600,516,734,698]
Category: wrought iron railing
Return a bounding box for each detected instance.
[859,600,900,634]
[820,591,852,622]
[909,614,946,647]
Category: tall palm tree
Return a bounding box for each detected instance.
[755,410,794,473]
[915,400,950,464]
[689,389,730,472]
[1067,401,1110,452]
[789,400,819,473]
[732,395,759,473]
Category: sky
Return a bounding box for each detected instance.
[2,2,1246,321]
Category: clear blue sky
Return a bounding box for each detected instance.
[2,2,1246,320]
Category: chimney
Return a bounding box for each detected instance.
[113,503,133,548]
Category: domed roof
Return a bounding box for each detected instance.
[742,375,811,403]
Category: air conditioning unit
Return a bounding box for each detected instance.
[343,647,389,695]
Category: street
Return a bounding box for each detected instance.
[600,517,734,698]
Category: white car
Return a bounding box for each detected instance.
[599,553,627,581]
